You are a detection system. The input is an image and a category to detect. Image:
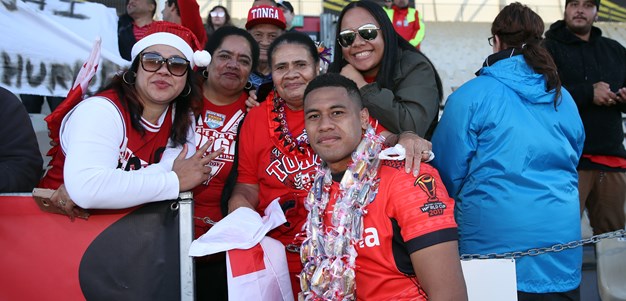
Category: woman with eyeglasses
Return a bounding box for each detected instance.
[191,26,259,301]
[205,5,233,45]
[432,3,585,300]
[38,22,220,217]
[329,1,443,174]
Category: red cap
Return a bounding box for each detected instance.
[245,5,286,30]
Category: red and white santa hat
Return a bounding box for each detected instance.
[131,21,211,68]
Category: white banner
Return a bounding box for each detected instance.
[0,0,130,97]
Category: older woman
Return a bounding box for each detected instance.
[192,26,259,301]
[39,22,220,216]
[227,32,319,298]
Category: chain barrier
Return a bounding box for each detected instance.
[194,216,216,225]
[460,229,626,260]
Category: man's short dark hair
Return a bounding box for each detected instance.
[303,73,362,108]
[278,1,294,13]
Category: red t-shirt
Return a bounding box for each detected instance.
[192,93,247,238]
[324,162,458,300]
[237,94,319,280]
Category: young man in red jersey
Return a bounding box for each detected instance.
[299,73,467,300]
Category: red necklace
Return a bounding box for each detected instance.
[266,90,312,160]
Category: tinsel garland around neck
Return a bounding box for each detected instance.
[267,90,313,160]
[299,127,385,301]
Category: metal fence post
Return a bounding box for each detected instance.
[179,191,195,301]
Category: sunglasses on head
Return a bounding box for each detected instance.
[140,52,190,77]
[337,23,381,48]
[210,11,225,17]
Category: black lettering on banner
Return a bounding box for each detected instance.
[26,60,46,87]
[50,63,73,92]
[1,0,18,11]
[1,51,120,96]
[2,52,23,87]
[22,0,45,10]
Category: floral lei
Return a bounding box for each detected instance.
[299,127,385,300]
[267,89,313,160]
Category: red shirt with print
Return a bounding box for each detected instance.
[193,93,247,238]
[324,162,458,300]
[237,93,319,293]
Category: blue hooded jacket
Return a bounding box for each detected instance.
[432,53,585,293]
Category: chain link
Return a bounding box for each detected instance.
[194,216,217,225]
[460,229,626,260]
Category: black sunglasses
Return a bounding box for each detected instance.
[140,52,190,77]
[337,24,381,48]
[488,36,495,46]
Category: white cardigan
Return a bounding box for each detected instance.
[60,96,195,209]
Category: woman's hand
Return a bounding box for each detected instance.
[386,131,433,177]
[173,139,225,191]
[340,64,368,88]
[245,90,260,112]
[50,184,89,221]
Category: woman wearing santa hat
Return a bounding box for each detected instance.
[39,22,217,217]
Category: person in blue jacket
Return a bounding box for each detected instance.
[431,3,586,300]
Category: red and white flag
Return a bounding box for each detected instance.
[44,37,101,159]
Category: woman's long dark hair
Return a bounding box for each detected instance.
[492,2,562,107]
[100,55,201,147]
[328,0,443,100]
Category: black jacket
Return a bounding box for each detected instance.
[544,20,626,170]
[118,14,136,61]
[0,88,43,192]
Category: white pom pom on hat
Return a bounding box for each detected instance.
[193,50,212,68]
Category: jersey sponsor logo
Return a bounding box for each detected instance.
[358,227,381,248]
[265,132,318,191]
[415,174,447,217]
[196,109,245,162]
[204,110,226,129]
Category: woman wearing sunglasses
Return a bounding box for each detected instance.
[191,26,259,301]
[329,1,443,162]
[39,22,220,217]
[205,5,233,44]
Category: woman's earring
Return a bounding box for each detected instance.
[122,71,136,85]
[181,84,191,97]
[202,69,209,79]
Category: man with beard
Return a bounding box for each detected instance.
[383,0,425,49]
[544,0,626,237]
